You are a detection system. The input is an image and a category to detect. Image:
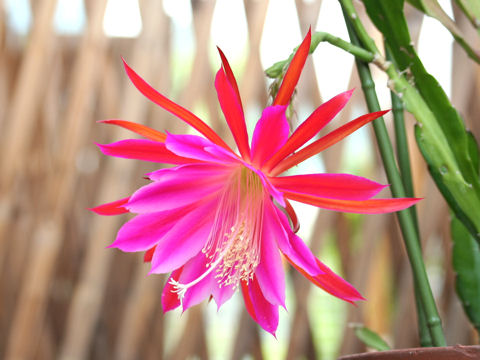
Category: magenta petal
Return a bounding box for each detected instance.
[257,171,285,207]
[247,276,279,335]
[162,268,183,312]
[215,68,251,160]
[179,253,214,310]
[165,133,239,164]
[97,139,196,164]
[109,205,192,252]
[147,163,230,182]
[271,204,323,276]
[271,173,387,200]
[212,282,236,310]
[127,167,228,213]
[254,203,286,307]
[149,199,216,273]
[251,105,289,166]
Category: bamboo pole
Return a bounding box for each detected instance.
[112,2,170,359]
[5,0,109,358]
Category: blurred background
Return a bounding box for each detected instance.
[0,0,479,359]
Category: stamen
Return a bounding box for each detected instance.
[170,166,265,301]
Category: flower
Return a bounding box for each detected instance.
[92,30,419,335]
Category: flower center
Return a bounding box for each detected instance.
[170,166,265,300]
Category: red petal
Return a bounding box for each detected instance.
[161,267,183,312]
[122,59,232,152]
[271,110,389,175]
[99,119,167,142]
[144,245,156,262]
[241,280,257,322]
[264,90,353,172]
[273,28,311,106]
[217,47,243,109]
[97,139,199,164]
[286,256,364,303]
[215,68,251,160]
[284,191,421,214]
[89,197,130,215]
[285,199,300,233]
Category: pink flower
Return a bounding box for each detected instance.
[92,30,419,335]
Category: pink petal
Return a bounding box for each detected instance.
[254,203,286,307]
[241,276,279,336]
[264,90,353,172]
[99,119,167,142]
[212,282,236,310]
[165,133,240,165]
[179,253,214,311]
[109,204,194,252]
[271,173,387,200]
[162,267,183,312]
[273,29,311,106]
[266,201,322,276]
[215,68,251,160]
[122,58,232,151]
[89,197,129,215]
[127,167,228,213]
[289,258,364,303]
[97,139,197,164]
[284,191,421,214]
[251,105,289,166]
[147,163,230,182]
[149,199,216,273]
[256,170,285,207]
[271,110,389,175]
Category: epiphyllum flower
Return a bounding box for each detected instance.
[93,30,419,335]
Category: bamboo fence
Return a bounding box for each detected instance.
[0,0,479,359]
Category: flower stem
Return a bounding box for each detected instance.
[341,3,446,347]
[265,31,375,79]
[386,45,432,347]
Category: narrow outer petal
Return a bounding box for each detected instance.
[215,68,251,160]
[264,90,353,172]
[99,119,167,142]
[217,47,243,109]
[271,110,389,175]
[122,58,232,152]
[90,197,129,215]
[251,105,289,166]
[97,139,197,164]
[288,258,364,303]
[284,191,421,214]
[273,29,311,106]
[271,173,387,200]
